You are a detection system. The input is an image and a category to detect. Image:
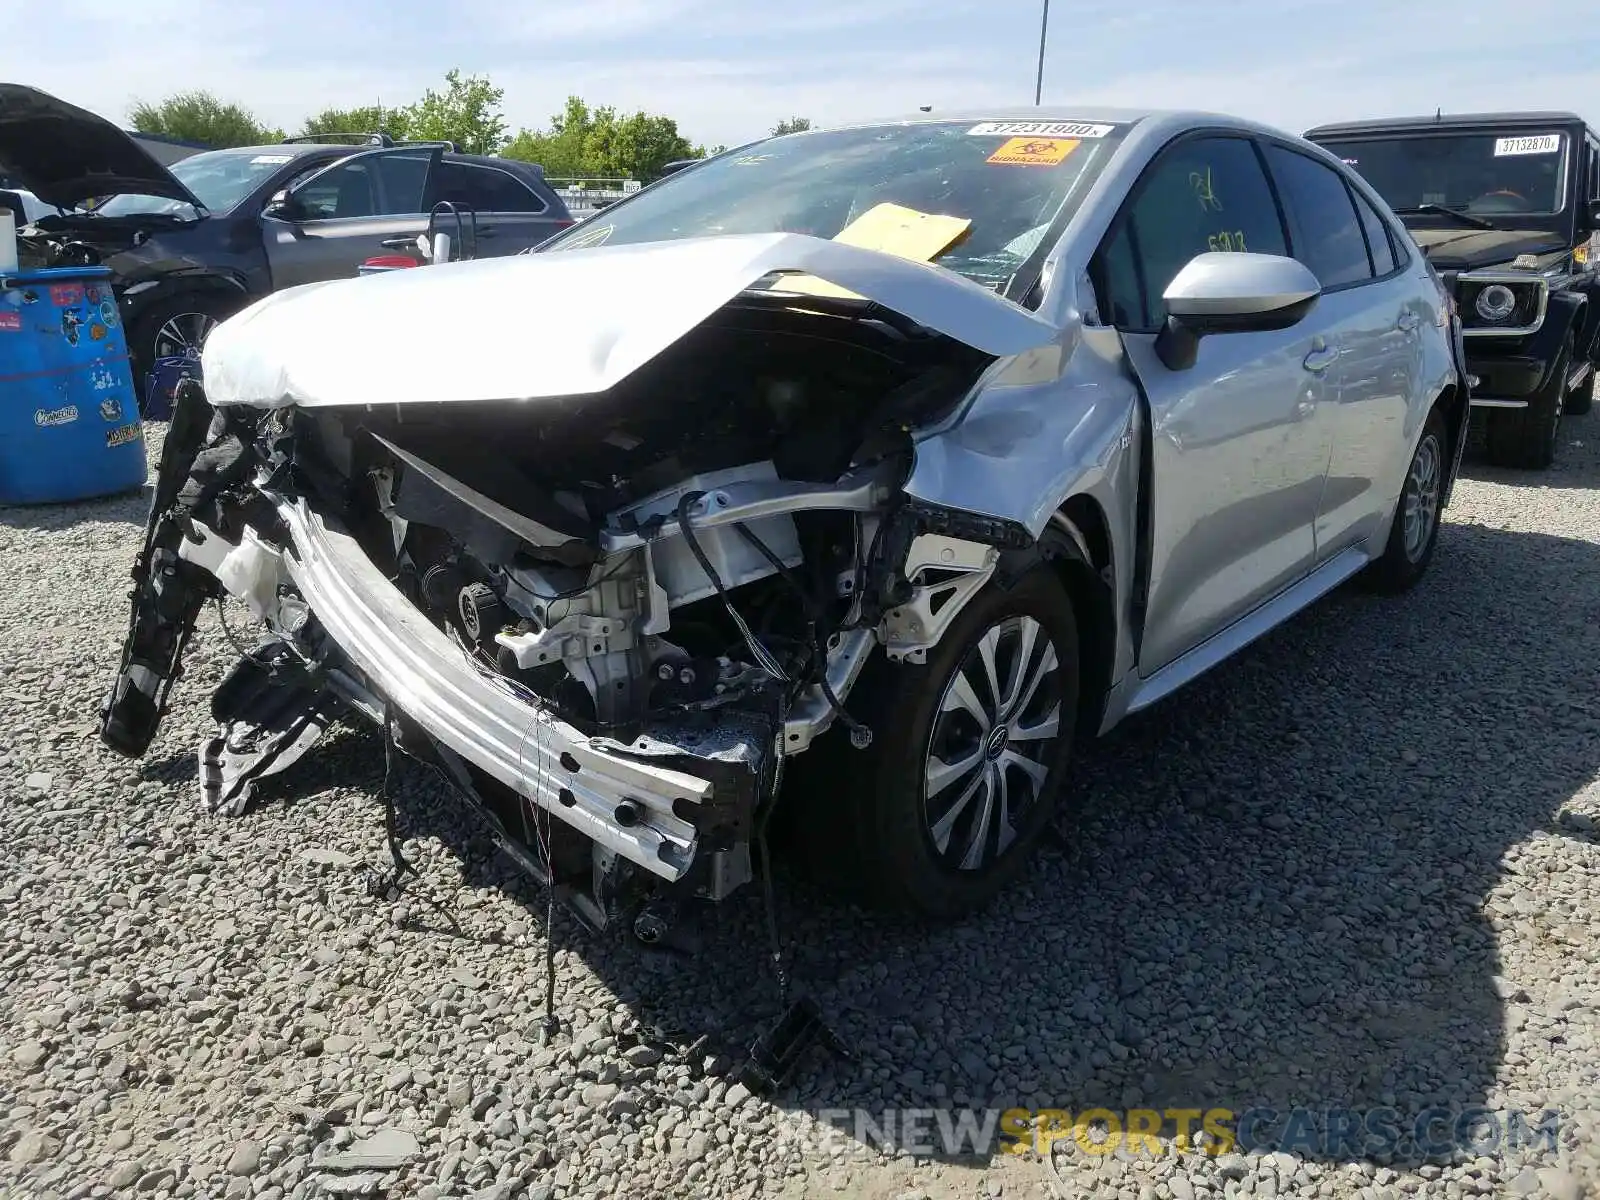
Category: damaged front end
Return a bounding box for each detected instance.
[101,238,1054,935]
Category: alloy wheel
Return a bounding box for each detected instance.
[923,615,1065,872]
[153,312,218,361]
[1402,431,1442,562]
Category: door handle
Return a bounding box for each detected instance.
[1396,311,1420,333]
[1303,345,1340,373]
[380,236,418,250]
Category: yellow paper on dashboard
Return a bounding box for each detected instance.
[774,203,971,300]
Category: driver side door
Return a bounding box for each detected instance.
[1092,133,1334,674]
[262,147,441,289]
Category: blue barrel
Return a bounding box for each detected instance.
[0,266,146,505]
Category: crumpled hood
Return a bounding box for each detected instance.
[1408,226,1568,271]
[201,232,1062,410]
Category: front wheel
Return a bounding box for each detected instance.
[827,564,1081,919]
[127,292,239,401]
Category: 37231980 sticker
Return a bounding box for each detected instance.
[0,311,20,332]
[987,137,1081,166]
[969,120,1114,139]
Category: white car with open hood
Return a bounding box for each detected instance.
[103,109,1468,929]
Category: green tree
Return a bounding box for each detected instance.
[771,117,811,136]
[503,96,595,178]
[397,69,506,155]
[601,112,700,182]
[299,105,410,142]
[503,96,701,183]
[128,91,283,148]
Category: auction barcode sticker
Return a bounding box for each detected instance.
[1494,134,1562,157]
[968,121,1115,139]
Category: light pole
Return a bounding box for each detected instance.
[1034,0,1050,105]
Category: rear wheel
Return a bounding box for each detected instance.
[1363,405,1448,594]
[817,563,1080,919]
[1483,333,1571,469]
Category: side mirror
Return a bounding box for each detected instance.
[1155,251,1322,371]
[263,189,305,221]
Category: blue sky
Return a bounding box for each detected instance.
[3,0,1594,149]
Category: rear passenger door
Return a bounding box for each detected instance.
[1261,142,1423,557]
[262,147,439,288]
[430,160,573,256]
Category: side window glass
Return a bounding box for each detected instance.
[431,162,545,214]
[1350,188,1398,276]
[1265,146,1373,287]
[293,151,430,219]
[370,151,430,214]
[294,162,364,219]
[1095,135,1287,331]
[470,167,546,213]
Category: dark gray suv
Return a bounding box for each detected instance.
[0,83,574,384]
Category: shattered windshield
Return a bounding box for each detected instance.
[1314,131,1569,218]
[541,119,1128,292]
[94,148,306,217]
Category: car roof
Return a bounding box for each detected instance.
[1306,111,1590,138]
[813,106,1309,144]
[447,152,545,178]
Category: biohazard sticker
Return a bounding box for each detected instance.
[0,311,20,332]
[969,120,1114,139]
[105,423,143,449]
[987,136,1081,166]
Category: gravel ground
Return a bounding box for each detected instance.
[2,408,1599,1200]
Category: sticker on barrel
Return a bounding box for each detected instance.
[34,405,79,427]
[106,423,143,448]
[0,311,20,332]
[49,284,84,307]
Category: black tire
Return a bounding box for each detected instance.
[1363,405,1449,594]
[808,561,1081,920]
[126,291,240,401]
[1483,333,1571,469]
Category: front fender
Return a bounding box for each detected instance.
[903,327,1139,541]
[1530,291,1585,377]
[903,323,1142,684]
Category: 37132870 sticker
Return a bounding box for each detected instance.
[987,137,1081,167]
[1494,134,1562,157]
[0,311,20,332]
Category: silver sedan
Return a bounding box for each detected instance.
[104,107,1466,927]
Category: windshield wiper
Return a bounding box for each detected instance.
[1393,204,1496,231]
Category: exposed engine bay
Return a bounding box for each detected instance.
[101,291,1023,936]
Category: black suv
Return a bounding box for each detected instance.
[1305,111,1600,469]
[0,83,574,386]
